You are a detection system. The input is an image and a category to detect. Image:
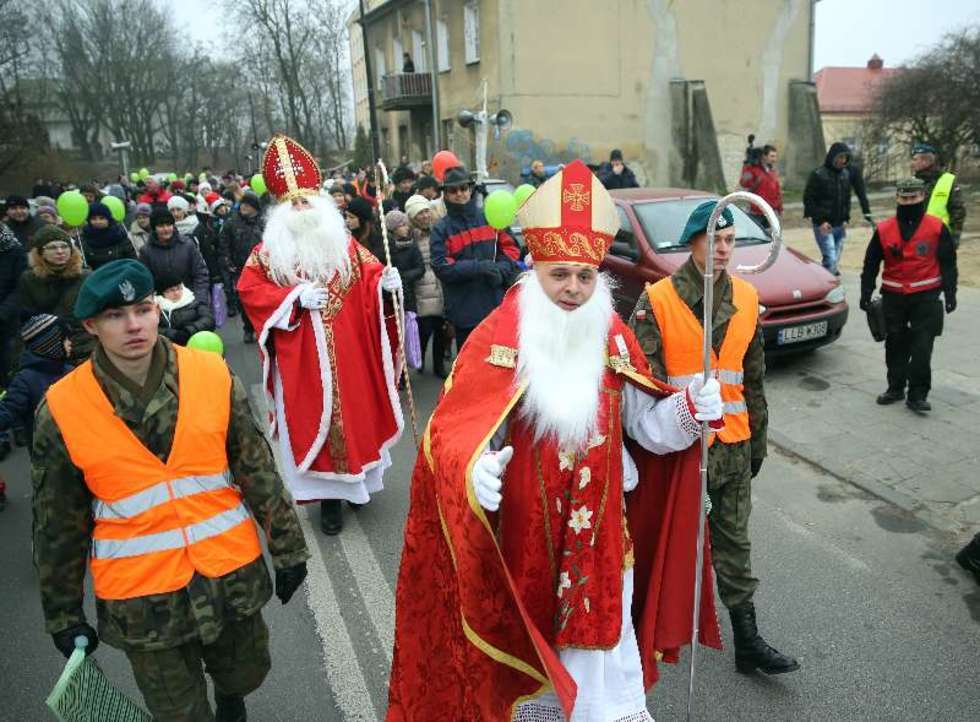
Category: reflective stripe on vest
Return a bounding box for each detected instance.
[647,275,758,444]
[926,172,955,227]
[878,214,944,295]
[45,344,262,600]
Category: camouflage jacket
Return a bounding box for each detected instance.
[32,338,310,652]
[916,167,967,238]
[628,258,768,484]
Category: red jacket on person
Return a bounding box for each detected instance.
[138,188,173,209]
[739,163,783,216]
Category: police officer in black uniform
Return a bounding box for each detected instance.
[860,178,957,414]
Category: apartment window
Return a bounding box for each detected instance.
[374,47,386,90]
[464,2,480,65]
[393,37,404,72]
[412,30,426,72]
[436,18,450,72]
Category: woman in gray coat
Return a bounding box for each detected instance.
[405,195,447,377]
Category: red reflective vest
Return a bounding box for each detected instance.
[878,214,944,295]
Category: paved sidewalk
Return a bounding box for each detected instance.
[764,272,980,534]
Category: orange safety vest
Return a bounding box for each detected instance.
[45,345,262,600]
[646,275,759,444]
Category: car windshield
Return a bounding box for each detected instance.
[632,198,770,252]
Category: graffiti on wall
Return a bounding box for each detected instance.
[488,128,594,183]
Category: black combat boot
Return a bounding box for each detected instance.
[729,602,800,675]
[906,397,931,414]
[876,388,905,405]
[955,533,980,585]
[321,499,343,535]
[215,693,247,722]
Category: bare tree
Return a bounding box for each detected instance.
[0,0,51,173]
[872,27,980,169]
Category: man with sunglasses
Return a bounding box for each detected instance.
[429,165,522,352]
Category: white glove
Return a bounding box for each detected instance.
[472,446,513,512]
[381,266,403,293]
[687,376,722,422]
[299,285,328,310]
[622,445,639,492]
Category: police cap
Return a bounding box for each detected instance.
[74,259,155,319]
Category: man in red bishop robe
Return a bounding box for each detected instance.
[237,134,404,535]
[387,160,723,721]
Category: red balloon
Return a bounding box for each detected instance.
[432,150,461,182]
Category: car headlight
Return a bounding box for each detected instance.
[824,285,846,304]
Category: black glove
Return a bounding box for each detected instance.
[859,296,871,312]
[52,622,99,659]
[750,457,764,479]
[946,296,957,314]
[275,561,308,605]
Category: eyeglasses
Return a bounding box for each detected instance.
[42,243,71,252]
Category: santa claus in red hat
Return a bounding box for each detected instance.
[237,134,403,535]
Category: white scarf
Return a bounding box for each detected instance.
[155,286,196,324]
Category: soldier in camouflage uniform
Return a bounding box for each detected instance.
[911,142,967,246]
[33,260,310,721]
[628,201,799,675]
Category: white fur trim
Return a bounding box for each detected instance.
[258,284,309,439]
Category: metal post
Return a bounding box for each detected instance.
[686,191,783,721]
[423,0,441,150]
[358,0,381,164]
[474,80,489,181]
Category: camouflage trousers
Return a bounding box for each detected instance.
[125,611,271,721]
[707,440,760,609]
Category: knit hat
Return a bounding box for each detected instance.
[240,192,261,212]
[610,149,624,162]
[416,175,439,193]
[106,184,126,201]
[209,197,229,214]
[34,196,57,210]
[88,202,113,221]
[21,314,65,360]
[346,196,374,224]
[171,180,185,192]
[134,202,152,217]
[199,182,212,194]
[74,259,155,319]
[404,194,431,221]
[32,224,71,250]
[385,210,409,232]
[150,209,176,228]
[153,269,184,294]
[167,195,190,212]
[35,205,60,222]
[679,200,736,246]
[5,194,28,208]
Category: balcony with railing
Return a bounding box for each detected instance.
[380,73,432,111]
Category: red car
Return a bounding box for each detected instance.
[601,189,848,355]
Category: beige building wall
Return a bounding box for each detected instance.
[821,113,908,182]
[360,0,815,188]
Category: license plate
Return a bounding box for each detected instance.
[778,321,828,345]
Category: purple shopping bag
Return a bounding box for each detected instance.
[211,283,228,328]
[404,311,422,370]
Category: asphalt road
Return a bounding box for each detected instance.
[2,315,978,721]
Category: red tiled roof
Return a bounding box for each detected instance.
[814,66,903,113]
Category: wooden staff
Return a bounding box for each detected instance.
[375,159,419,446]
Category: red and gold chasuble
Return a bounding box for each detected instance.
[237,239,402,494]
[387,285,720,722]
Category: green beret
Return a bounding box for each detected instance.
[896,177,926,195]
[679,200,736,246]
[911,143,937,157]
[31,224,71,251]
[74,259,155,319]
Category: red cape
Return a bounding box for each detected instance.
[387,285,720,721]
[237,240,402,494]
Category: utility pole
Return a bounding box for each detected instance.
[423,0,441,151]
[358,0,382,163]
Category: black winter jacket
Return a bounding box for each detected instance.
[80,222,137,270]
[138,232,211,309]
[598,163,639,190]
[803,143,872,227]
[0,351,69,452]
[193,215,225,283]
[430,196,521,330]
[219,211,264,274]
[4,215,43,249]
[0,226,26,330]
[157,292,215,346]
[388,239,425,313]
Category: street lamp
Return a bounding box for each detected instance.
[110,140,132,179]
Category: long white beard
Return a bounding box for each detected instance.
[516,271,615,451]
[263,195,352,286]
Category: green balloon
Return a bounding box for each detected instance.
[484,189,517,230]
[139,167,150,179]
[250,173,267,196]
[130,171,140,183]
[514,184,536,208]
[56,190,89,227]
[167,172,178,181]
[187,331,224,355]
[102,195,126,223]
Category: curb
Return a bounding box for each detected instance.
[768,429,962,534]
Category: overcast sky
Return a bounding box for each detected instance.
[171,0,980,73]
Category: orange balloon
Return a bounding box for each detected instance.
[432,150,461,182]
